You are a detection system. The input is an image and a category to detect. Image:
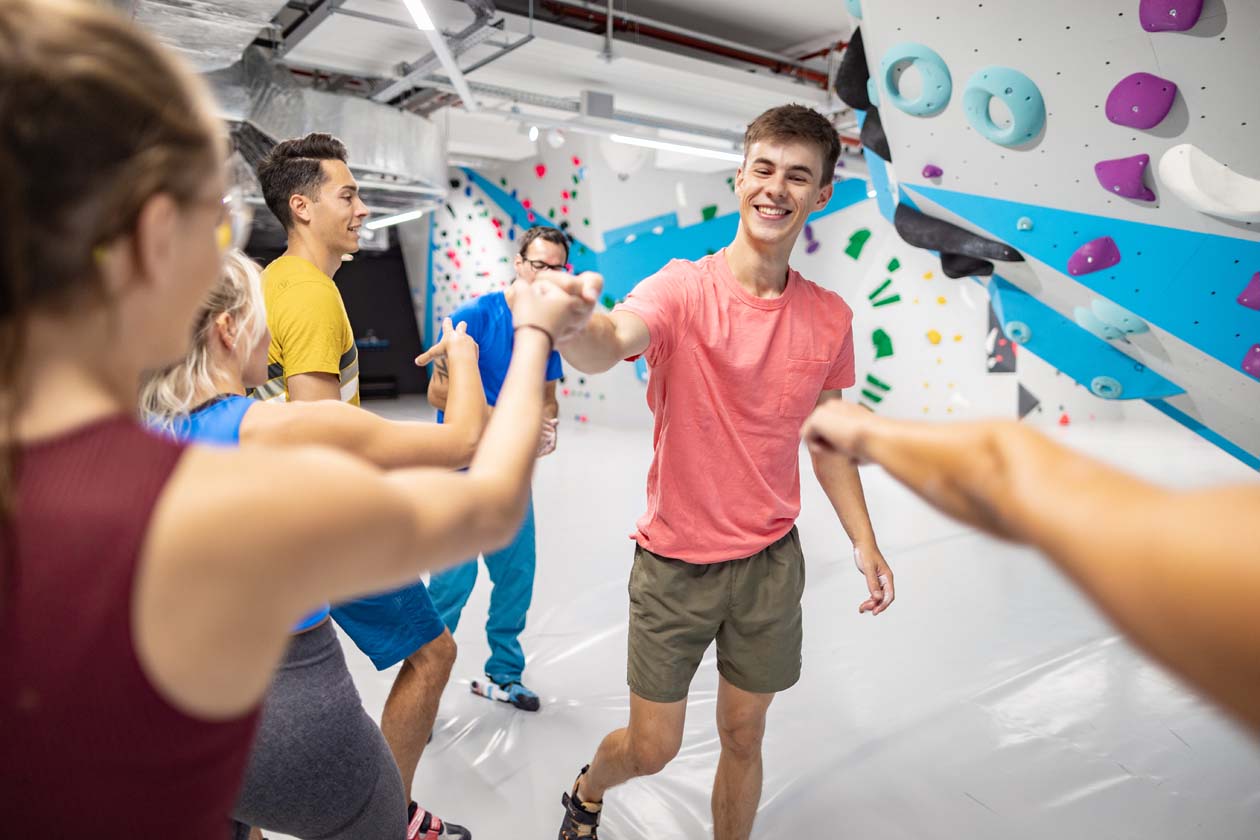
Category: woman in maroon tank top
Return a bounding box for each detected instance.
[0,2,602,835]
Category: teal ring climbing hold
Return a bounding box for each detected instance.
[963,67,1046,147]
[845,0,863,20]
[880,43,953,118]
[1005,321,1032,345]
[1090,375,1124,399]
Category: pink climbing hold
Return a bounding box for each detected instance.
[1105,72,1178,130]
[1239,272,1260,311]
[1094,154,1156,201]
[535,164,547,178]
[1067,236,1122,276]
[922,164,944,178]
[1139,0,1204,32]
[1243,345,1260,380]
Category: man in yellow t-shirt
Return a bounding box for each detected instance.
[255,132,469,840]
[252,254,360,405]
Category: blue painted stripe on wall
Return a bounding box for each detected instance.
[602,212,680,249]
[1146,399,1260,471]
[988,276,1184,400]
[424,211,434,350]
[904,184,1260,375]
[855,110,898,224]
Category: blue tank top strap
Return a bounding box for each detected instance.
[174,394,256,446]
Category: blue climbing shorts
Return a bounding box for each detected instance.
[330,579,447,671]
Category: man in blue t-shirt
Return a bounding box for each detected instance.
[426,226,567,712]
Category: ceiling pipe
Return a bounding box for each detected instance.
[537,0,831,87]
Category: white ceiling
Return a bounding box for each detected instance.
[606,0,853,53]
[281,0,849,163]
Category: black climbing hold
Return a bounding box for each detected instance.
[835,28,872,111]
[860,105,892,162]
[894,203,1024,263]
[940,252,994,278]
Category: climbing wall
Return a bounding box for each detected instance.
[845,0,1260,467]
[433,148,1126,429]
[793,197,1125,425]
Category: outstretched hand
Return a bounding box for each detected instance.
[415,318,478,367]
[514,269,603,344]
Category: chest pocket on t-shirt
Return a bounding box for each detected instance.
[779,358,830,419]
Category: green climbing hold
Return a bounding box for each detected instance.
[845,229,872,260]
[572,175,580,185]
[872,328,894,359]
[600,293,615,309]
[887,257,901,273]
[865,373,892,391]
[860,388,885,404]
[548,208,555,218]
[701,204,719,222]
[583,218,590,226]
[500,177,508,186]
[872,294,901,308]
[868,278,892,301]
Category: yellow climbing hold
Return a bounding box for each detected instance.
[953,334,963,342]
[927,329,942,345]
[937,296,947,305]
[924,272,934,280]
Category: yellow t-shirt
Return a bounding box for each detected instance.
[253,255,360,405]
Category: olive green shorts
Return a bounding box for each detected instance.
[626,527,806,703]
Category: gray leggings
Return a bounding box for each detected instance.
[230,620,407,840]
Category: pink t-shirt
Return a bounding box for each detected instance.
[616,249,856,564]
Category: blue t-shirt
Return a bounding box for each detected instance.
[171,395,330,634]
[436,290,564,423]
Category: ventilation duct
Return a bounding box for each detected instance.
[205,49,448,246]
[115,0,290,72]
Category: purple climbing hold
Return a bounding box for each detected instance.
[1239,272,1260,311]
[1105,72,1178,130]
[922,164,944,179]
[1139,0,1204,32]
[1094,154,1156,201]
[1067,236,1122,276]
[806,240,821,254]
[1243,345,1260,380]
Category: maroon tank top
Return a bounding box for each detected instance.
[0,416,260,837]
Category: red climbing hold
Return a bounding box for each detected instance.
[1058,413,1071,426]
[535,164,547,178]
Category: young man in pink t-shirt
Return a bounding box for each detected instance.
[551,104,896,840]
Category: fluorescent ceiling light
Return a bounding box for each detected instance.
[401,0,435,31]
[609,134,743,163]
[366,208,428,230]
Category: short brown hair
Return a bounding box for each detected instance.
[518,225,570,263]
[743,104,841,186]
[258,133,349,231]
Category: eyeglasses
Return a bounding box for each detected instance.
[215,184,254,253]
[523,258,567,272]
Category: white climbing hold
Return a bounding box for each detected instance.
[1158,143,1260,223]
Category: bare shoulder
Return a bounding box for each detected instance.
[146,442,406,580]
[239,398,356,444]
